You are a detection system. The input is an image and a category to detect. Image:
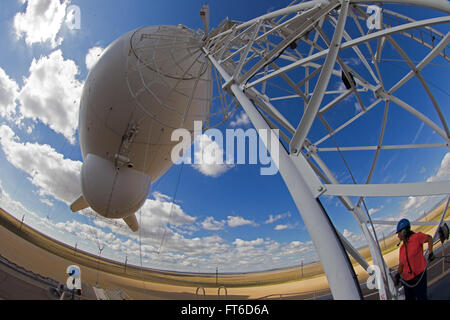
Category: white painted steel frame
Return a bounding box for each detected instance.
[205,49,363,300]
[289,1,350,155]
[203,0,450,300]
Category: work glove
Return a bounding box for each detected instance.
[428,252,435,263]
[394,273,401,286]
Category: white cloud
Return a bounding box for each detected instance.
[142,196,196,227]
[201,216,226,231]
[274,221,299,231]
[0,67,19,121]
[192,134,233,177]
[265,212,291,224]
[0,179,42,222]
[391,154,450,227]
[85,46,104,70]
[230,111,250,127]
[17,50,83,144]
[0,179,321,272]
[395,152,450,217]
[54,218,133,254]
[233,238,264,247]
[334,80,356,108]
[0,124,82,205]
[343,57,362,66]
[40,198,54,207]
[282,240,314,256]
[152,191,172,203]
[401,196,429,213]
[274,224,289,231]
[336,81,346,92]
[378,153,450,227]
[89,192,200,250]
[227,215,257,227]
[427,152,450,182]
[368,205,384,216]
[394,152,450,218]
[343,229,367,248]
[14,0,71,48]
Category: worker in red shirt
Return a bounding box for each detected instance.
[394,218,434,300]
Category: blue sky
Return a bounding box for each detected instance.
[0,0,448,274]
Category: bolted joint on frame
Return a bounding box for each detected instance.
[373,84,389,101]
[222,76,235,94]
[303,140,319,157]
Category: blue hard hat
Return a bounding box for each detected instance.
[396,218,410,233]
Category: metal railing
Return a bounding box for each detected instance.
[196,286,206,300]
[255,242,449,300]
[218,286,228,300]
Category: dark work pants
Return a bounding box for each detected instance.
[403,270,427,300]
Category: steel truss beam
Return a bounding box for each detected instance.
[205,46,363,300]
[204,0,450,300]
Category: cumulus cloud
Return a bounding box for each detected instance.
[0,120,321,272]
[14,0,71,48]
[343,57,362,66]
[395,152,450,220]
[427,152,450,183]
[274,224,289,231]
[354,101,362,113]
[386,153,448,218]
[152,191,173,203]
[0,68,19,121]
[227,215,258,228]
[1,179,320,272]
[201,214,262,231]
[142,195,196,229]
[227,237,316,270]
[343,229,367,249]
[274,222,299,231]
[0,179,41,222]
[401,196,428,213]
[85,46,104,70]
[368,205,384,216]
[233,238,264,247]
[0,124,82,205]
[265,212,295,231]
[17,50,83,144]
[265,212,291,224]
[192,134,233,177]
[201,216,226,231]
[201,214,260,231]
[36,206,204,269]
[229,111,250,128]
[85,191,200,250]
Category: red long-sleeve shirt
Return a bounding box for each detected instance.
[399,232,428,281]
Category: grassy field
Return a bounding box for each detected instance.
[0,199,448,291]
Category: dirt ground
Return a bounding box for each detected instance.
[0,200,447,300]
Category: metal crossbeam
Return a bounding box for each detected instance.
[323,180,450,197]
